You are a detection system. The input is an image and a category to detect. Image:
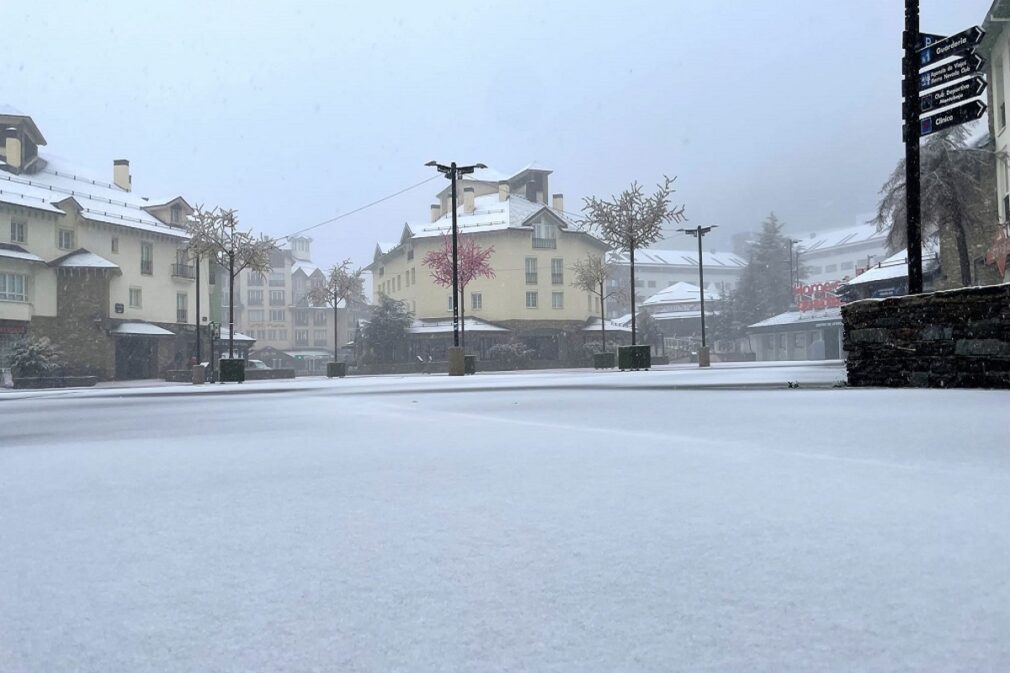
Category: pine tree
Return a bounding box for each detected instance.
[724,213,793,334]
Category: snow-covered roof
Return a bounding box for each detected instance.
[791,223,887,255]
[748,307,843,330]
[0,153,190,239]
[291,261,321,276]
[49,249,120,270]
[282,349,332,358]
[839,244,941,288]
[582,318,632,333]
[408,317,508,334]
[642,281,718,306]
[0,243,44,263]
[606,248,745,268]
[111,322,176,337]
[408,192,588,240]
[218,327,255,342]
[651,310,706,321]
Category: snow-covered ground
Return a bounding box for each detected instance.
[1,365,1007,672]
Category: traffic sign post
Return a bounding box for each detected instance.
[902,14,988,294]
[919,77,986,113]
[917,52,986,91]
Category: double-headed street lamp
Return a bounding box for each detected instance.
[677,224,717,367]
[425,161,486,348]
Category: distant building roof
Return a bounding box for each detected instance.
[792,223,887,255]
[407,317,508,334]
[748,307,843,330]
[582,317,633,333]
[838,242,941,289]
[642,281,719,306]
[111,322,176,337]
[606,248,745,269]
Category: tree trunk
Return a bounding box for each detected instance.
[460,286,466,349]
[629,243,637,346]
[951,213,973,287]
[228,250,235,359]
[599,279,606,352]
[333,300,339,363]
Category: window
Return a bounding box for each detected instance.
[808,265,823,275]
[411,268,416,284]
[295,329,309,346]
[793,332,805,348]
[447,295,454,311]
[279,329,288,341]
[824,264,838,273]
[525,257,538,284]
[10,220,26,243]
[111,237,119,254]
[552,291,564,309]
[248,272,264,286]
[267,329,277,341]
[551,258,564,285]
[635,279,644,288]
[471,292,482,310]
[407,247,414,261]
[314,330,327,346]
[532,219,556,248]
[269,271,285,287]
[170,204,181,224]
[840,261,854,270]
[647,280,656,288]
[314,312,326,326]
[248,289,264,305]
[764,335,774,350]
[129,287,142,308]
[0,272,27,302]
[294,310,309,326]
[526,291,538,309]
[140,241,153,275]
[248,309,265,323]
[176,292,188,323]
[269,289,285,306]
[269,309,286,322]
[58,229,74,250]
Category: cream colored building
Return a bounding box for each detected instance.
[0,106,210,379]
[365,166,609,361]
[979,1,1010,283]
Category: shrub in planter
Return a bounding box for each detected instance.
[327,362,347,378]
[10,337,62,379]
[488,343,533,370]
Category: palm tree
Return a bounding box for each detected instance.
[872,124,998,287]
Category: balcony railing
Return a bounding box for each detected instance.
[172,263,196,279]
[532,237,557,249]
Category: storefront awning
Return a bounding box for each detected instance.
[111,322,176,337]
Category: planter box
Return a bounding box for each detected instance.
[593,352,616,369]
[246,368,295,380]
[618,345,651,371]
[13,376,99,389]
[327,362,347,378]
[651,355,670,366]
[464,355,477,375]
[219,358,245,383]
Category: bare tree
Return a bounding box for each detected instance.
[872,124,998,287]
[186,206,276,358]
[422,233,496,348]
[570,253,623,351]
[305,259,365,363]
[583,176,686,344]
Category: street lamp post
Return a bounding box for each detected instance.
[425,161,486,374]
[678,225,717,367]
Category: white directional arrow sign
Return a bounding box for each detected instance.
[918,26,985,68]
[919,76,987,113]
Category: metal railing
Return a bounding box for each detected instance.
[533,237,556,249]
[171,263,195,279]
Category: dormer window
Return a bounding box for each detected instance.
[170,205,181,224]
[532,217,557,249]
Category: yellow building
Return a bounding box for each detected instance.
[366,166,610,361]
[0,107,210,380]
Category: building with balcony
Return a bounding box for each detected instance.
[365,165,609,362]
[0,107,210,379]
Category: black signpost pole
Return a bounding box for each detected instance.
[904,0,923,295]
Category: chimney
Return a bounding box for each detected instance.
[552,193,563,212]
[526,179,537,202]
[430,203,441,222]
[498,182,510,202]
[536,190,544,204]
[4,134,21,172]
[463,186,475,214]
[113,159,131,192]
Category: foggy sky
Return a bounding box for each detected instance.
[5,0,984,270]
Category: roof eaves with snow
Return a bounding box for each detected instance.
[0,243,45,263]
[48,248,121,270]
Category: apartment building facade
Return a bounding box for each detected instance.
[0,107,209,379]
[366,166,609,361]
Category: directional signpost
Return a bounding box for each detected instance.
[919,77,987,113]
[901,5,987,294]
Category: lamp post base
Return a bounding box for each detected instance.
[698,346,711,368]
[448,347,465,376]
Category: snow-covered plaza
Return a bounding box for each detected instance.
[1,363,1008,672]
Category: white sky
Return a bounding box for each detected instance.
[3,0,986,270]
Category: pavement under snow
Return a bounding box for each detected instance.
[1,363,1007,672]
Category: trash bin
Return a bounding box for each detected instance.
[219,358,245,383]
[191,364,206,385]
[593,352,616,369]
[327,362,347,378]
[464,354,477,375]
[618,345,651,371]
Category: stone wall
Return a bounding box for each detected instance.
[842,283,1010,388]
[31,269,115,378]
